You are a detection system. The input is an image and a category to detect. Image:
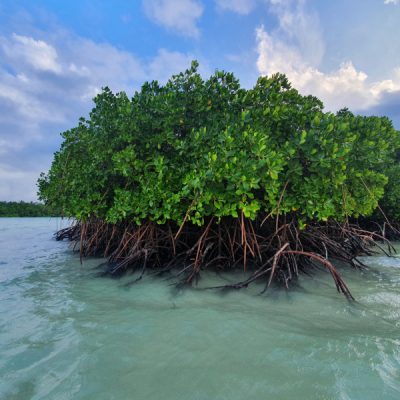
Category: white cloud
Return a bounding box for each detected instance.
[143,0,204,38]
[0,72,64,124]
[255,1,400,112]
[0,31,203,201]
[215,0,257,14]
[62,36,147,93]
[384,0,399,4]
[0,33,148,128]
[0,33,62,74]
[266,0,324,68]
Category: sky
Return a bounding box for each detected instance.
[0,0,400,201]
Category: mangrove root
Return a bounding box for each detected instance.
[54,217,397,300]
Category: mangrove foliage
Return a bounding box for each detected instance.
[38,61,400,298]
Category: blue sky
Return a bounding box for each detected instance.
[1,0,400,201]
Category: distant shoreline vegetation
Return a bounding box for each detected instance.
[38,61,400,299]
[0,201,60,217]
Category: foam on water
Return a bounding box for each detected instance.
[0,218,399,399]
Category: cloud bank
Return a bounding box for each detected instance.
[255,1,400,114]
[0,30,201,201]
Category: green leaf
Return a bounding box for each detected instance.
[300,130,307,145]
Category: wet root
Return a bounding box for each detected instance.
[54,216,397,300]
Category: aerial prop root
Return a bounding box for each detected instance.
[54,217,396,298]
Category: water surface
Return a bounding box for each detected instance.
[0,218,399,399]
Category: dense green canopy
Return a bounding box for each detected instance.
[38,61,400,227]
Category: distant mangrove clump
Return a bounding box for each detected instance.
[38,61,400,298]
[0,201,60,217]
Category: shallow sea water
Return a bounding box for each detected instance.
[0,218,399,400]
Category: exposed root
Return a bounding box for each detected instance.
[54,216,398,299]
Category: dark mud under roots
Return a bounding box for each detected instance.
[55,216,400,300]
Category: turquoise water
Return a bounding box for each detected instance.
[0,218,399,400]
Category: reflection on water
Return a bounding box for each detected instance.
[0,218,399,400]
